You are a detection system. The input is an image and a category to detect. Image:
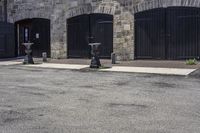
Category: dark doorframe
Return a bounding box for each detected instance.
[67,13,113,59]
[15,18,51,57]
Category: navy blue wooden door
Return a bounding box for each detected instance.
[0,22,15,58]
[31,18,51,57]
[135,7,200,60]
[90,14,113,58]
[67,15,90,58]
[135,8,166,59]
[67,14,113,58]
[166,7,200,59]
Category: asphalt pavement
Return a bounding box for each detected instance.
[0,65,200,133]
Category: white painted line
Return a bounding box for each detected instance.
[0,61,22,66]
[26,63,88,70]
[99,66,196,76]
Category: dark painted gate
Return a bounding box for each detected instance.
[90,14,113,58]
[135,8,166,59]
[67,14,113,58]
[167,7,200,59]
[0,22,15,58]
[67,15,90,58]
[135,7,200,60]
[15,18,50,57]
[31,19,51,57]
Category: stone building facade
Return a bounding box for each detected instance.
[1,0,200,60]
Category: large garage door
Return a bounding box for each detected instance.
[90,14,113,58]
[167,7,200,59]
[135,7,200,60]
[67,14,113,58]
[135,8,166,59]
[67,15,90,58]
[0,22,15,58]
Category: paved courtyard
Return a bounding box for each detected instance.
[0,65,200,133]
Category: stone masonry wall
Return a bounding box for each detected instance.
[7,0,68,58]
[113,7,134,60]
[7,0,135,60]
[6,0,200,60]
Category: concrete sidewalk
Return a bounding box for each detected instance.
[0,61,22,66]
[26,63,88,70]
[0,60,197,76]
[48,58,200,69]
[25,63,196,76]
[99,66,196,76]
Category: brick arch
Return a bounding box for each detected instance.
[14,17,51,24]
[8,5,51,23]
[133,0,200,13]
[13,13,50,23]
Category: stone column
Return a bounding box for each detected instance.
[51,4,67,59]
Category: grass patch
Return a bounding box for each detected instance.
[186,58,198,65]
[99,65,111,69]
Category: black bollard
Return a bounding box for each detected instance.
[42,52,47,62]
[111,52,116,64]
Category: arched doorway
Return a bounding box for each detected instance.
[67,13,113,58]
[15,18,51,57]
[135,7,200,60]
